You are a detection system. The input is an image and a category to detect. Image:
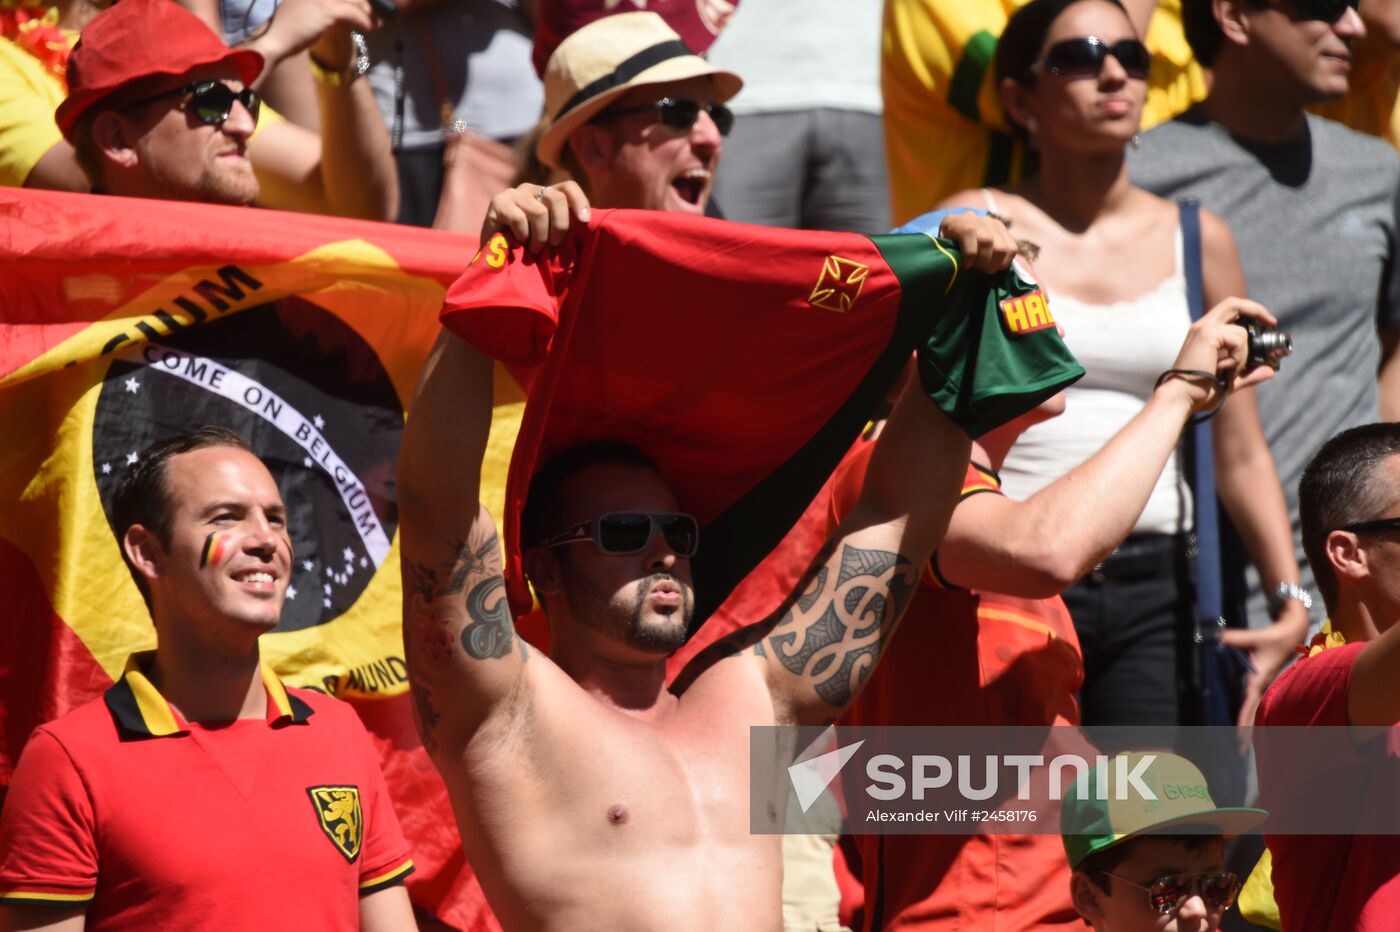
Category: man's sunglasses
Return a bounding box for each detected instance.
[537,512,700,557]
[1101,869,1240,915]
[124,80,261,127]
[1342,517,1400,534]
[1279,0,1360,23]
[603,97,735,136]
[1031,36,1151,81]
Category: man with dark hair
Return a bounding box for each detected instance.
[1061,751,1264,931]
[0,428,416,931]
[1254,421,1400,930]
[397,295,983,927]
[1130,0,1400,631]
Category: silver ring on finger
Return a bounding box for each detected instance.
[536,185,551,200]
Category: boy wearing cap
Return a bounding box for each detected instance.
[1061,752,1266,932]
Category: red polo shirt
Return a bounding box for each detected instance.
[0,653,413,928]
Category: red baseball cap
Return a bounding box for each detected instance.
[55,0,264,142]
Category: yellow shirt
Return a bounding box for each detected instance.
[0,31,68,187]
[1312,28,1400,150]
[1,27,281,190]
[882,0,1206,225]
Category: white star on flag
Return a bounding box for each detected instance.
[303,457,313,468]
[360,557,368,568]
[342,546,354,562]
[326,567,333,577]
[124,376,140,394]
[302,559,314,572]
[313,414,325,429]
[126,451,138,465]
[101,463,112,475]
[286,586,298,600]
[345,563,355,577]
[324,583,332,595]
[323,598,332,608]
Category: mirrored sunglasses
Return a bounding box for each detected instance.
[605,97,735,136]
[1103,869,1240,915]
[1033,36,1151,80]
[124,80,261,127]
[538,512,700,557]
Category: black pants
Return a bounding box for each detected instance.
[1063,533,1192,729]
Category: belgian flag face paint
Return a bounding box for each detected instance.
[199,531,232,569]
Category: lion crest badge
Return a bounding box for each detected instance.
[308,785,363,862]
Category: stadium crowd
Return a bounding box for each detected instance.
[1,0,1399,930]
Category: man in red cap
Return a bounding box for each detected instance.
[53,0,267,206]
[9,0,396,218]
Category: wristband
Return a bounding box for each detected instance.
[1268,582,1313,618]
[310,30,370,86]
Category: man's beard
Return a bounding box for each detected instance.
[564,571,694,654]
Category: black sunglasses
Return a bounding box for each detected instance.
[1342,517,1400,534]
[1279,0,1360,22]
[537,512,700,557]
[1032,36,1151,81]
[124,80,261,127]
[1101,869,1240,915]
[604,97,735,136]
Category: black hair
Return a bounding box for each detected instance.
[995,0,1133,90]
[1299,423,1400,613]
[1182,0,1272,67]
[111,425,253,612]
[520,440,663,550]
[1076,833,1220,894]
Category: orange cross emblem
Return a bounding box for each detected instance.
[808,256,870,314]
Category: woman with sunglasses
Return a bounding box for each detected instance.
[935,0,1308,732]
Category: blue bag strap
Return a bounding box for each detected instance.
[1178,199,1223,623]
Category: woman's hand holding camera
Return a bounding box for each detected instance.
[1156,297,1280,415]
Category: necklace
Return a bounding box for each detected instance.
[1,0,74,84]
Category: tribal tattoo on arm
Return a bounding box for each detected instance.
[765,543,916,714]
[402,519,524,752]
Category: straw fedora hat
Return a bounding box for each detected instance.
[536,12,743,170]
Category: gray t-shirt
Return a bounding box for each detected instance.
[1130,110,1400,626]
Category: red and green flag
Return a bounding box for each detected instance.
[441,208,1083,630]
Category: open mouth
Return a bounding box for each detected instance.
[671,170,709,208]
[233,568,278,591]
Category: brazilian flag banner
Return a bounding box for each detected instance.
[441,208,1083,628]
[0,187,511,931]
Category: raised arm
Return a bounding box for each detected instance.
[755,383,971,726]
[242,0,399,220]
[398,332,527,757]
[936,295,1276,596]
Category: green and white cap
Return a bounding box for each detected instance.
[1060,751,1267,869]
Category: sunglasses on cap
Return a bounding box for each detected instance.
[124,80,261,127]
[1031,36,1151,81]
[1100,869,1240,915]
[604,97,735,136]
[1276,0,1360,22]
[537,512,700,557]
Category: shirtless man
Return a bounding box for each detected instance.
[396,246,1022,928]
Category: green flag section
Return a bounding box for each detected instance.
[441,208,1082,627]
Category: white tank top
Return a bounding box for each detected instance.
[996,205,1194,535]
